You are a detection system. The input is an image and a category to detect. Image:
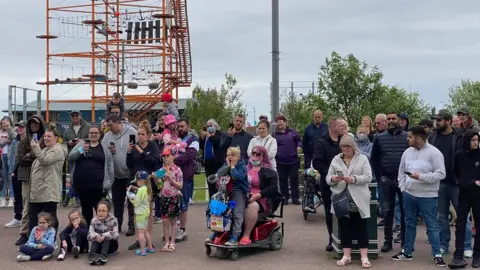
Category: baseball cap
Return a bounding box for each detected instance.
[131,170,149,183]
[432,109,453,120]
[70,110,81,116]
[15,120,27,127]
[457,107,470,115]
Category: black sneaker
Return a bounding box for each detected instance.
[128,240,140,250]
[125,227,135,237]
[99,254,108,264]
[394,234,402,244]
[292,199,301,205]
[393,225,401,233]
[381,242,393,253]
[283,198,289,205]
[377,220,385,228]
[472,256,480,268]
[15,234,28,246]
[391,251,413,261]
[434,256,446,267]
[72,246,80,259]
[325,236,333,252]
[88,253,97,265]
[448,257,467,269]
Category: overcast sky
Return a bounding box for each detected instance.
[2,0,480,123]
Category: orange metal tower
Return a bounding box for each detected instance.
[37,0,192,123]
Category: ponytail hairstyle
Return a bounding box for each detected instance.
[145,174,153,202]
[138,119,152,135]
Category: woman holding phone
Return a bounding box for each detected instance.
[126,120,160,251]
[68,126,114,228]
[326,135,373,268]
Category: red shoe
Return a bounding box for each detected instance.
[239,237,251,245]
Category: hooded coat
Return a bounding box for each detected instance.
[16,115,46,181]
[63,118,91,153]
[454,130,480,194]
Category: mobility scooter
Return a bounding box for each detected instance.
[204,171,284,261]
[300,168,323,221]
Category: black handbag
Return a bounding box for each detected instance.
[332,184,350,218]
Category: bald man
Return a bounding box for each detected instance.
[302,110,328,167]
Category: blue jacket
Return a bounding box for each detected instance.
[302,122,328,156]
[26,226,56,248]
[273,128,302,164]
[218,160,249,195]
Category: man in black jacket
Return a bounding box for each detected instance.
[200,119,225,198]
[302,110,328,168]
[371,112,409,253]
[429,109,473,257]
[312,116,343,252]
[220,114,253,163]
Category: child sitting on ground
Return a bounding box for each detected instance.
[105,92,125,120]
[127,171,155,256]
[57,209,89,261]
[17,212,56,262]
[161,92,179,120]
[87,200,119,265]
[151,145,183,252]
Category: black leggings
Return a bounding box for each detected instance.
[90,239,118,255]
[321,182,333,235]
[111,177,134,230]
[63,231,89,253]
[12,176,23,221]
[204,160,223,199]
[338,212,369,248]
[454,191,480,258]
[76,187,103,228]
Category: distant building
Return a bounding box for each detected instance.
[2,99,188,134]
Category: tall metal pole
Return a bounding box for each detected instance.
[23,88,27,121]
[271,0,280,120]
[121,41,125,98]
[8,85,13,120]
[37,90,42,116]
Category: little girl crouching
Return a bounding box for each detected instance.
[17,212,56,262]
[87,200,119,265]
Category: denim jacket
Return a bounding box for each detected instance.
[26,226,56,248]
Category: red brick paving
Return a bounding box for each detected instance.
[0,204,469,269]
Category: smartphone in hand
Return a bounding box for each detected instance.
[129,134,136,144]
[404,171,412,176]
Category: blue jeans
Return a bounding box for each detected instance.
[403,192,441,256]
[394,194,401,225]
[1,154,13,197]
[180,179,193,212]
[437,184,472,252]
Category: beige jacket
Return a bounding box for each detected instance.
[29,143,67,203]
[326,153,372,218]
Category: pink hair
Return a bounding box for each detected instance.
[247,146,273,170]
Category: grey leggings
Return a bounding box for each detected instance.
[231,190,247,239]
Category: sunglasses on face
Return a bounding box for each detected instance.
[251,151,262,157]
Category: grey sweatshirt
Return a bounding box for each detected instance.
[398,143,445,198]
[102,123,137,179]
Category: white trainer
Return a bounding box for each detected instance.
[5,219,20,228]
[0,198,6,207]
[7,199,14,207]
[464,250,473,258]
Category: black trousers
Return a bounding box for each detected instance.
[454,190,480,258]
[383,184,405,244]
[320,181,333,235]
[277,162,300,200]
[28,202,58,235]
[90,239,118,255]
[76,187,104,228]
[304,154,313,170]
[111,177,134,230]
[204,159,223,199]
[338,212,369,248]
[63,231,89,253]
[11,176,23,220]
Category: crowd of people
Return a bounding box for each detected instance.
[0,93,479,268]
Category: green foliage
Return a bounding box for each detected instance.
[447,79,480,120]
[184,74,245,132]
[280,52,431,131]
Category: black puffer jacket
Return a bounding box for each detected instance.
[312,131,342,186]
[454,130,480,195]
[371,128,409,186]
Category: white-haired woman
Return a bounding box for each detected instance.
[326,135,372,268]
[247,120,277,170]
[200,119,225,198]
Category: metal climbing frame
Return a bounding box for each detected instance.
[37,0,192,123]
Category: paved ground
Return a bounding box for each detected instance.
[0,203,470,270]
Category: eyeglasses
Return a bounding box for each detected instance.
[89,132,99,134]
[251,151,262,157]
[71,114,80,118]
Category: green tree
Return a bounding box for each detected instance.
[447,79,480,120]
[184,74,245,132]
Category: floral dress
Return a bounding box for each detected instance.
[159,164,183,219]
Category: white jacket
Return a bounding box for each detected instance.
[247,134,277,169]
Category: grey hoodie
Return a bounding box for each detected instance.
[102,123,137,179]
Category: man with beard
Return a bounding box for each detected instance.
[392,126,446,267]
[174,117,199,241]
[456,107,480,133]
[220,114,252,163]
[429,109,473,258]
[371,112,409,253]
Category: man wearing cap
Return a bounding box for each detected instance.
[62,110,91,207]
[14,114,46,245]
[399,113,410,131]
[4,120,27,229]
[429,109,473,258]
[456,107,480,133]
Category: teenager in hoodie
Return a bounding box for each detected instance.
[448,130,480,269]
[15,115,46,246]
